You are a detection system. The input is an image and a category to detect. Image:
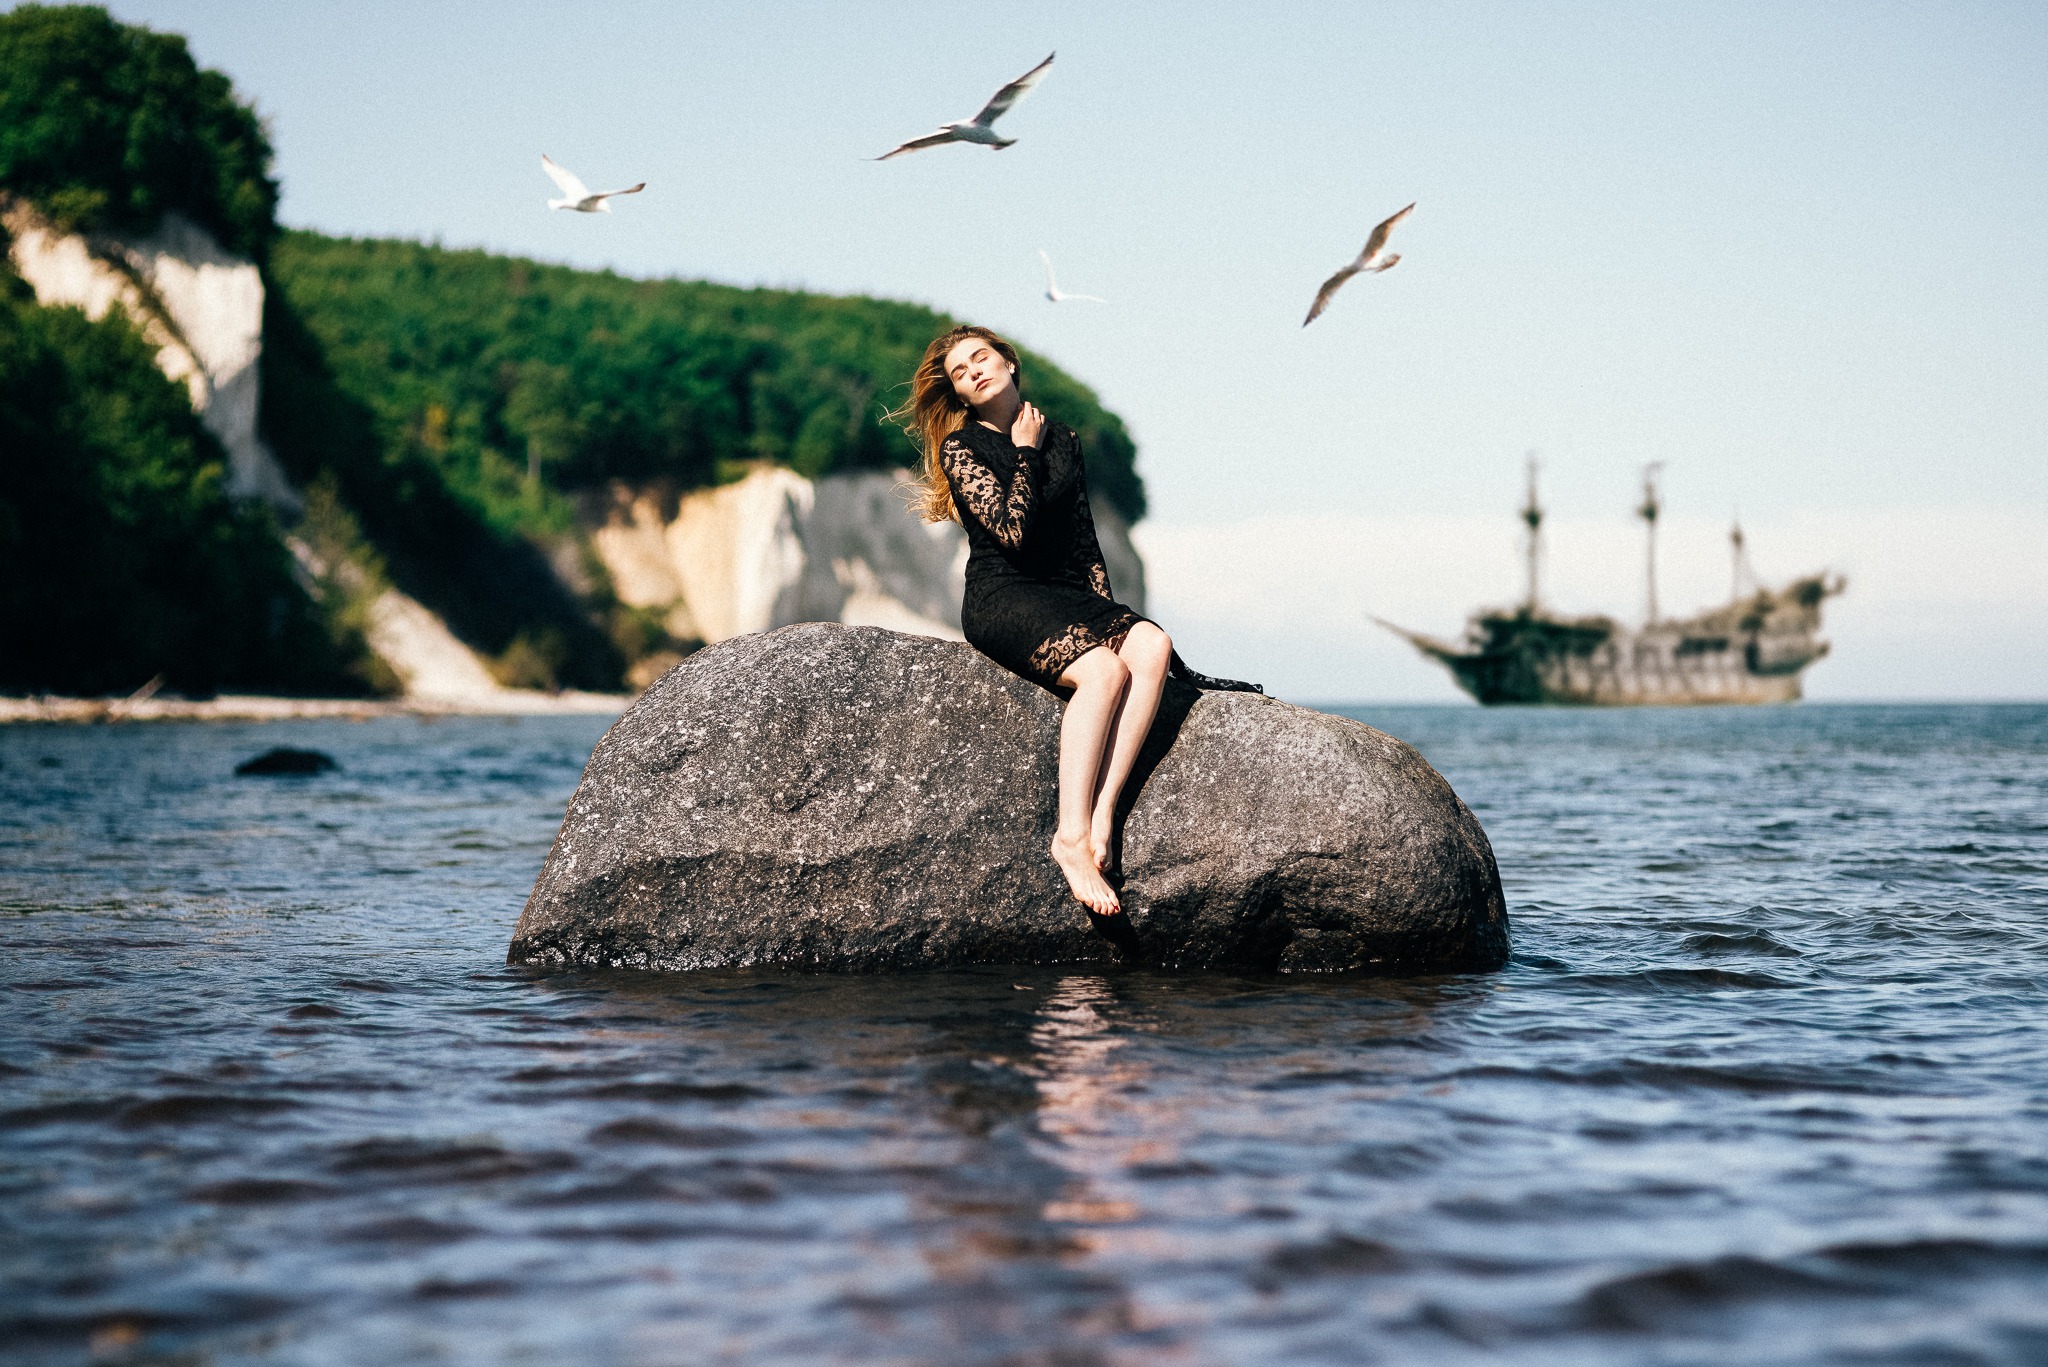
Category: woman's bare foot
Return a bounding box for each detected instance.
[1051,831,1120,915]
[1087,817,1115,875]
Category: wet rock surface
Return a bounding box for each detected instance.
[509,624,1509,973]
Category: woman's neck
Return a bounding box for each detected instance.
[972,384,1022,432]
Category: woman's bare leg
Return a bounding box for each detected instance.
[1088,623,1173,868]
[1052,646,1128,915]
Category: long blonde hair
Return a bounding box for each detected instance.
[889,324,1022,523]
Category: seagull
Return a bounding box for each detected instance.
[1038,249,1105,303]
[874,52,1055,160]
[540,154,645,213]
[1302,202,1414,326]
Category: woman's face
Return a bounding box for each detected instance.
[943,336,1015,408]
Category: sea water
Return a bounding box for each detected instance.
[2,704,2044,1365]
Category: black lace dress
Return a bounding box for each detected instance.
[941,418,1262,695]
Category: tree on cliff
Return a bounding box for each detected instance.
[0,273,358,695]
[0,4,277,260]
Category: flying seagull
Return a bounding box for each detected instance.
[874,52,1055,160]
[541,154,645,213]
[1038,249,1105,303]
[1302,202,1414,326]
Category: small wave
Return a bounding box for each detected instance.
[1578,1254,1861,1331]
[116,1094,300,1128]
[589,1117,757,1149]
[187,1178,338,1205]
[1819,1236,2048,1278]
[536,1219,807,1243]
[517,1173,715,1207]
[1252,1232,1403,1290]
[327,1137,574,1183]
[1337,1142,1440,1178]
[1405,1298,1511,1347]
[283,1072,417,1094]
[1438,1179,1719,1224]
[0,1291,296,1349]
[1125,1159,1219,1180]
[411,1277,517,1300]
[1939,1148,2048,1194]
[0,1099,124,1129]
[330,1215,479,1246]
[502,1063,630,1084]
[743,1159,952,1199]
[1445,1060,1893,1096]
[1679,930,1803,957]
[1568,1237,2048,1334]
[1558,966,1802,992]
[576,1081,768,1103]
[333,977,397,992]
[1255,1068,1376,1091]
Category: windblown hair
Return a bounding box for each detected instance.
[889,324,1022,524]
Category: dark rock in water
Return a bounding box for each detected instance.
[235,747,338,777]
[509,624,1508,975]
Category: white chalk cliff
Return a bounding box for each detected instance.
[589,464,1147,647]
[5,203,300,510]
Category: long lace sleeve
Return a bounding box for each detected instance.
[1068,450,1115,600]
[941,431,1039,549]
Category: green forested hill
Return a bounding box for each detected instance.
[265,232,1146,530]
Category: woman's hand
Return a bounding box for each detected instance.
[1010,402,1045,449]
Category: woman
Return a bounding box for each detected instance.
[896,324,1256,918]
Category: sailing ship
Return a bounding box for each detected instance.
[1379,460,1844,705]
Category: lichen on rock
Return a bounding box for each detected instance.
[510,624,1509,975]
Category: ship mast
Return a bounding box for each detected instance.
[1638,462,1664,625]
[1729,513,1753,601]
[1521,452,1543,614]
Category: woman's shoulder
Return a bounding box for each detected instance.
[945,416,1071,455]
[942,421,990,454]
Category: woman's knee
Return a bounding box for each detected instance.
[1122,622,1172,677]
[1062,645,1129,693]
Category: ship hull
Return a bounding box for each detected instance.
[1441,638,1810,707]
[1382,574,1841,708]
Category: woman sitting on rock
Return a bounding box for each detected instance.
[896,325,1256,918]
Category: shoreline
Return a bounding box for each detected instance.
[0,690,631,724]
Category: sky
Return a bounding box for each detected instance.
[85,0,2048,700]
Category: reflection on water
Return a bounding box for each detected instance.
[2,706,2046,1364]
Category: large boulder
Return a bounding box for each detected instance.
[509,625,1509,974]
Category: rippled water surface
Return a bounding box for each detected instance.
[3,704,2046,1365]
